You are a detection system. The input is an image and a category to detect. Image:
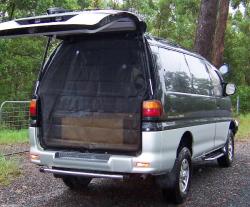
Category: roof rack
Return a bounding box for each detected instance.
[145,34,203,58]
[153,36,183,48]
[47,8,72,15]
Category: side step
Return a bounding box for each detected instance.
[40,167,124,179]
[203,149,225,161]
[204,153,224,161]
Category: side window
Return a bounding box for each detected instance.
[149,45,162,92]
[185,55,213,96]
[149,45,159,70]
[158,48,192,93]
[206,63,223,96]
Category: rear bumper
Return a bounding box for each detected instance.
[40,167,125,179]
[29,127,178,175]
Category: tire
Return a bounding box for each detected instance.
[162,147,192,204]
[62,176,92,190]
[217,129,234,167]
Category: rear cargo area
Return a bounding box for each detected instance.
[38,33,147,153]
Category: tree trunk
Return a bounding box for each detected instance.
[194,0,219,61]
[8,2,16,20]
[212,0,230,68]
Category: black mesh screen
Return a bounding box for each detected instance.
[38,34,147,152]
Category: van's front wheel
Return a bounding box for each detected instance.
[62,176,92,190]
[162,147,192,204]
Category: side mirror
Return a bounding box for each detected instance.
[219,64,229,75]
[225,83,236,96]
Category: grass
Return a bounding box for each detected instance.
[0,129,28,145]
[0,155,21,186]
[235,113,250,140]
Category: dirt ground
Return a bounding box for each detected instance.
[0,141,250,207]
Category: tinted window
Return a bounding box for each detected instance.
[159,48,192,93]
[185,55,212,96]
[149,45,159,70]
[206,63,223,96]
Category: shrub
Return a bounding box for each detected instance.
[232,85,250,114]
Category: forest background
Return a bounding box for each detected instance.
[0,0,249,113]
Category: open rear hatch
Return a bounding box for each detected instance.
[0,10,146,37]
[0,10,148,154]
[38,34,147,153]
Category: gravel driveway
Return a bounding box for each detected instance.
[0,141,249,207]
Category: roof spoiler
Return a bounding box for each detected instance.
[0,10,147,38]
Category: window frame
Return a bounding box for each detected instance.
[205,62,224,97]
[184,54,214,96]
[157,46,193,94]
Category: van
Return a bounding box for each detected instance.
[0,9,238,204]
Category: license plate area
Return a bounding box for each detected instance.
[55,151,111,163]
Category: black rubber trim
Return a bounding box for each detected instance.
[142,118,232,132]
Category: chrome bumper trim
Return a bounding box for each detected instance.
[40,167,124,179]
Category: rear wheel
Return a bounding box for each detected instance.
[217,130,234,167]
[162,147,192,204]
[62,176,92,190]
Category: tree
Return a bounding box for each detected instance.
[151,0,200,49]
[224,6,250,86]
[194,0,219,61]
[0,0,83,103]
[0,0,249,106]
[90,0,102,8]
[212,0,230,68]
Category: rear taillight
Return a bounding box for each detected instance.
[143,100,163,118]
[29,99,37,118]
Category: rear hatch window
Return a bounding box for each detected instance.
[38,33,148,153]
